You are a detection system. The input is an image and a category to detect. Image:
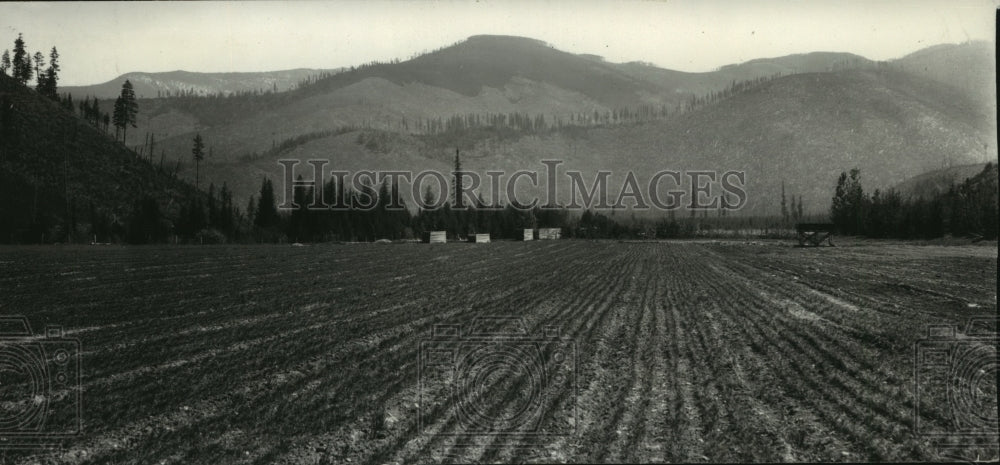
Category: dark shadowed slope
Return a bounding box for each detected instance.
[0,74,199,242]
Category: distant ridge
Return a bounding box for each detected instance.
[76,35,994,215]
[62,68,341,99]
[892,41,995,111]
[119,35,909,160]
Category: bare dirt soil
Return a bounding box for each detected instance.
[0,240,996,463]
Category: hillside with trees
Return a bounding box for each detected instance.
[0,34,223,244]
[4,33,996,243]
[830,163,998,240]
[179,64,995,218]
[110,36,892,161]
[892,162,992,200]
[79,37,990,221]
[0,71,193,242]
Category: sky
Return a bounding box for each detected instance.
[0,0,996,86]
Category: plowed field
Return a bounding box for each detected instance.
[1,241,996,463]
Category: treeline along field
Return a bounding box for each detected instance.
[0,240,996,463]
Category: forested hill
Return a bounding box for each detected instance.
[184,65,996,217]
[0,73,200,243]
[11,35,994,241]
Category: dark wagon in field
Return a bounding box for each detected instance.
[796,223,835,247]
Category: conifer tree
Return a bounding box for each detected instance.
[191,133,205,189]
[780,181,788,223]
[32,51,44,90]
[0,50,10,76]
[12,34,31,85]
[39,46,59,100]
[114,80,138,141]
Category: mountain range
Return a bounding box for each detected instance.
[62,68,341,99]
[14,35,1000,219]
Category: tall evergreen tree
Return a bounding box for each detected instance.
[112,96,125,141]
[207,183,218,227]
[245,195,256,227]
[780,181,788,223]
[452,148,463,209]
[122,80,138,134]
[288,175,311,241]
[114,80,138,141]
[0,50,10,76]
[32,51,44,90]
[191,133,205,189]
[255,178,280,230]
[39,46,59,100]
[831,171,854,234]
[218,183,235,237]
[12,34,31,85]
[91,98,101,125]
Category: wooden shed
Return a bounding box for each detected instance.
[536,228,562,240]
[422,231,447,243]
[521,229,534,241]
[468,233,491,243]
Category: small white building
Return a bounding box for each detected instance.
[422,231,446,243]
[536,228,561,240]
[469,233,491,243]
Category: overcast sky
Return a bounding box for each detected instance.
[1,0,996,86]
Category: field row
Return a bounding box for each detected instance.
[0,241,996,463]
